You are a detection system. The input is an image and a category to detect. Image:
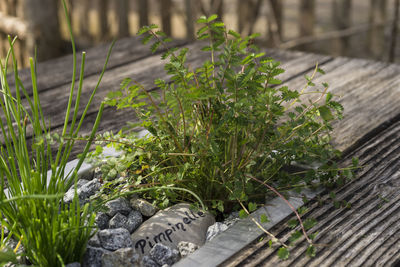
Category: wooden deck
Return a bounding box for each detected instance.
[6,37,400,266]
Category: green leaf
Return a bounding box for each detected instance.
[142,34,153,45]
[318,106,334,121]
[278,247,289,260]
[352,157,359,167]
[287,219,298,229]
[289,230,302,244]
[212,22,225,27]
[239,209,248,219]
[303,218,317,230]
[196,16,207,24]
[197,25,209,36]
[207,14,218,23]
[317,67,325,74]
[228,29,241,38]
[248,202,257,212]
[326,92,333,103]
[297,206,308,215]
[306,245,316,257]
[260,214,269,223]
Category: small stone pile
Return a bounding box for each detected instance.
[64,178,207,267]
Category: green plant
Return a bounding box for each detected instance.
[105,15,356,214]
[0,0,112,265]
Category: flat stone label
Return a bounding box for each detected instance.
[130,203,215,256]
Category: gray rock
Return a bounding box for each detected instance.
[126,210,143,233]
[95,212,110,230]
[64,179,101,204]
[131,203,214,257]
[177,241,199,257]
[98,228,133,251]
[101,247,140,267]
[149,243,180,266]
[66,263,81,267]
[82,246,110,267]
[130,198,158,217]
[223,211,240,227]
[105,198,132,217]
[141,256,160,267]
[206,222,228,241]
[109,212,128,229]
[88,233,101,247]
[63,179,89,203]
[78,179,102,202]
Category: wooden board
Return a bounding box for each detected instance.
[3,36,186,94]
[222,113,400,267]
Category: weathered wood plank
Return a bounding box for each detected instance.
[278,56,400,152]
[223,114,400,267]
[4,37,186,94]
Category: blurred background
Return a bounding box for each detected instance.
[0,0,398,67]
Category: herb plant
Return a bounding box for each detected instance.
[105,15,353,215]
[0,1,112,265]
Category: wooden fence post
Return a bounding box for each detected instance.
[368,0,387,59]
[138,0,149,27]
[95,0,108,41]
[268,0,283,46]
[298,0,315,50]
[160,0,172,36]
[237,0,262,36]
[299,0,315,37]
[332,0,352,55]
[269,0,283,39]
[185,0,195,40]
[117,0,130,38]
[19,0,62,61]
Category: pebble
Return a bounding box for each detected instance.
[98,228,133,251]
[149,243,180,266]
[130,198,158,217]
[105,198,132,217]
[177,241,199,257]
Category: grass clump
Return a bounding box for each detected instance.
[0,0,112,265]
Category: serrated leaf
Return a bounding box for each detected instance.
[207,14,218,23]
[306,245,316,257]
[142,34,153,45]
[260,214,269,223]
[239,209,248,219]
[318,106,334,121]
[297,206,308,215]
[212,21,225,27]
[278,247,289,260]
[287,219,298,229]
[196,16,207,24]
[228,29,241,38]
[288,230,302,244]
[326,92,333,103]
[303,218,317,230]
[150,41,161,53]
[197,25,209,36]
[248,202,257,212]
